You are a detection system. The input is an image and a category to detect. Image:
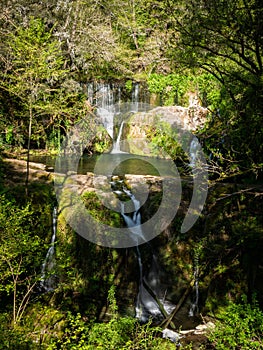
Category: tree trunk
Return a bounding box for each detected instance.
[25,103,32,195]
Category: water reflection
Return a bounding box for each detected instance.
[30,153,178,177]
[80,154,177,176]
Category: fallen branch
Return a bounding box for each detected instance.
[142,279,177,328]
[160,280,194,329]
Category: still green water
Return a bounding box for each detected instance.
[30,153,178,177]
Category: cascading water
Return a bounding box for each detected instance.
[189,137,200,167]
[111,121,125,154]
[135,246,176,323]
[40,207,58,292]
[131,82,140,112]
[114,183,144,242]
[189,252,199,317]
[91,81,149,139]
[84,81,205,324]
[111,178,175,323]
[87,82,118,138]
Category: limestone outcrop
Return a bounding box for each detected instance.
[127,105,208,134]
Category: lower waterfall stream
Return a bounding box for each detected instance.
[40,207,58,292]
[111,178,176,322]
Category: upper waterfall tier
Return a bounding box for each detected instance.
[85,81,152,139]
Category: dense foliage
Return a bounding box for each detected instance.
[167,0,263,178]
[208,297,263,349]
[0,0,262,348]
[0,0,262,179]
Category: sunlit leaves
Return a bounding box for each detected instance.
[0,196,42,293]
[0,18,91,150]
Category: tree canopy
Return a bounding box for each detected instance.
[0,0,262,179]
[167,0,263,176]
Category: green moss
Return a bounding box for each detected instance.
[82,191,123,227]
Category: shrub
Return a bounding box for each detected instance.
[208,297,263,349]
[0,313,34,350]
[48,286,175,350]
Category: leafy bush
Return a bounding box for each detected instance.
[208,297,263,349]
[145,121,189,166]
[0,313,34,350]
[87,316,136,349]
[147,73,190,106]
[147,72,221,107]
[48,286,175,350]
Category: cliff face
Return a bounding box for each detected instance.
[121,105,208,156]
[126,105,208,136]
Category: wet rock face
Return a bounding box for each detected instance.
[127,105,208,138]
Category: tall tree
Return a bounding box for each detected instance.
[0,18,89,190]
[165,0,263,178]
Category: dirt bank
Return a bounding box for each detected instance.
[2,158,54,186]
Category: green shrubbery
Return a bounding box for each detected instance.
[48,314,173,350]
[147,73,221,108]
[47,286,175,350]
[0,313,34,350]
[209,297,263,349]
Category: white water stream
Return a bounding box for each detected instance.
[189,137,200,167]
[189,256,199,317]
[96,82,200,321]
[40,207,57,292]
[111,121,125,154]
[49,82,201,320]
[112,178,176,322]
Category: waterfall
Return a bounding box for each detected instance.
[131,82,140,112]
[87,82,117,138]
[189,137,200,167]
[119,185,145,242]
[40,207,58,292]
[97,107,115,139]
[90,81,149,139]
[111,121,125,154]
[111,177,175,322]
[135,250,175,323]
[189,254,199,317]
